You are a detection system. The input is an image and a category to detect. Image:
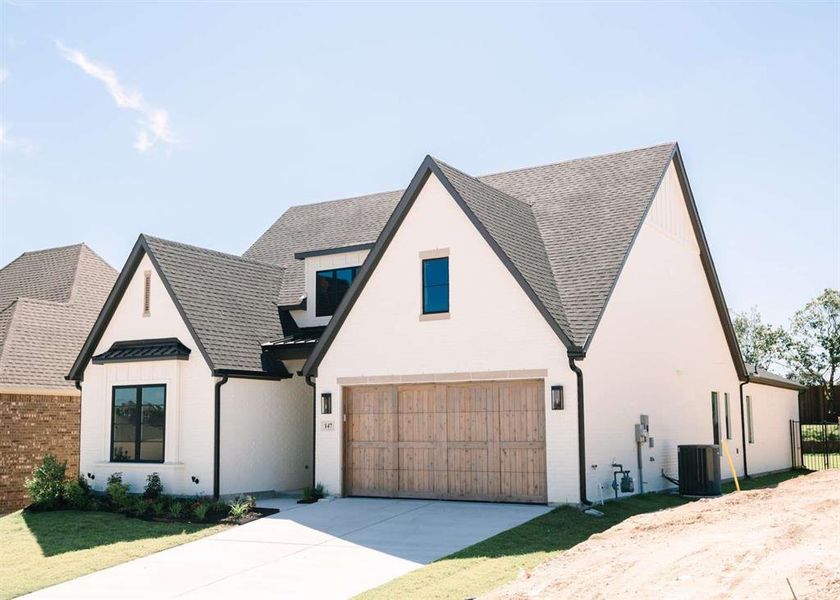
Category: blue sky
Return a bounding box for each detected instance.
[1,2,837,326]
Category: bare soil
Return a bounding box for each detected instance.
[485,470,840,600]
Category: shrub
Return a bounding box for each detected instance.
[143,472,164,500]
[106,472,130,509]
[25,454,67,509]
[228,496,255,519]
[63,476,92,510]
[169,501,184,519]
[150,500,166,517]
[192,502,211,521]
[301,483,326,503]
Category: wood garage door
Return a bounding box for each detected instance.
[343,380,546,503]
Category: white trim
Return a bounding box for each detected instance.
[418,248,450,259]
[336,368,548,386]
[419,312,450,321]
[95,461,184,470]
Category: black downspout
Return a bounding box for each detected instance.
[568,357,590,506]
[739,380,749,479]
[305,375,317,488]
[213,375,229,500]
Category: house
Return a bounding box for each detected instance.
[68,143,802,504]
[0,244,117,511]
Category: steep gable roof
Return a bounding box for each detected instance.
[0,244,117,390]
[68,235,288,380]
[298,144,746,379]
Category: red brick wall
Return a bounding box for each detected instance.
[0,392,80,513]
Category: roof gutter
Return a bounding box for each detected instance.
[213,375,229,500]
[568,353,590,507]
[305,374,317,488]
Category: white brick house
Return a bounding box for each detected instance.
[69,143,802,503]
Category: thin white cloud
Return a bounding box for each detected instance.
[0,67,8,85]
[0,122,36,155]
[56,42,177,152]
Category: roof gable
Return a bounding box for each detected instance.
[0,244,117,390]
[68,235,288,381]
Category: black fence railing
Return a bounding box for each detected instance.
[791,420,840,470]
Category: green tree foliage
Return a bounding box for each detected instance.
[732,306,785,370]
[784,289,840,416]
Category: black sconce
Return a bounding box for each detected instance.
[321,392,332,415]
[551,385,564,410]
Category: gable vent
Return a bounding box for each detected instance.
[143,270,151,316]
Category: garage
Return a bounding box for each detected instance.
[343,380,546,503]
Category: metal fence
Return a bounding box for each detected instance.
[791,420,840,470]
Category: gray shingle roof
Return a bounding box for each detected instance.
[142,236,286,373]
[248,143,676,347]
[745,363,805,391]
[0,244,117,390]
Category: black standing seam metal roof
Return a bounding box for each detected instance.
[92,338,191,364]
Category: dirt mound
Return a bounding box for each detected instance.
[485,470,840,600]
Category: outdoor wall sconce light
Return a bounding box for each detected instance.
[551,385,564,410]
[321,392,332,415]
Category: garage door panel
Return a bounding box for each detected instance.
[344,379,545,503]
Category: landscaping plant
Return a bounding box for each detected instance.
[63,476,92,510]
[25,454,67,509]
[105,473,131,510]
[168,501,184,519]
[143,472,164,500]
[192,502,211,521]
[228,496,255,519]
[301,483,326,503]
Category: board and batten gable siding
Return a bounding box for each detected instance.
[220,360,314,495]
[294,249,371,328]
[582,160,745,500]
[742,382,799,475]
[80,254,216,496]
[315,172,579,504]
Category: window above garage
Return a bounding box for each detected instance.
[315,266,361,317]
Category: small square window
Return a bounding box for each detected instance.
[422,257,449,314]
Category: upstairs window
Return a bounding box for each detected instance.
[112,384,166,463]
[315,266,360,317]
[422,257,449,314]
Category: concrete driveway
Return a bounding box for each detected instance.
[28,497,551,599]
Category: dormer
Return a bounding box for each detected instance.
[288,243,373,328]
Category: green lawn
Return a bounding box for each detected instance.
[0,510,226,599]
[358,469,808,600]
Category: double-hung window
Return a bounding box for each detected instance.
[315,266,360,317]
[112,384,166,463]
[422,257,449,314]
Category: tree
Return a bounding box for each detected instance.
[784,289,840,420]
[732,306,785,371]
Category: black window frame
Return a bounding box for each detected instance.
[110,384,167,464]
[315,266,361,317]
[421,257,449,315]
[711,391,720,445]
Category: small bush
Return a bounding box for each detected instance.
[301,483,326,503]
[63,476,92,510]
[150,500,166,517]
[228,496,255,519]
[25,454,67,509]
[192,502,211,521]
[143,472,164,500]
[106,472,130,509]
[169,501,184,519]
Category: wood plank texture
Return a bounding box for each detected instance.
[343,379,546,503]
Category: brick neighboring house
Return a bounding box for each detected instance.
[0,244,116,512]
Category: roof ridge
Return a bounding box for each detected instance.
[142,234,286,271]
[286,187,403,211]
[430,156,534,208]
[476,142,677,180]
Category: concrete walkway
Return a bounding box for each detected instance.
[28,498,551,599]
